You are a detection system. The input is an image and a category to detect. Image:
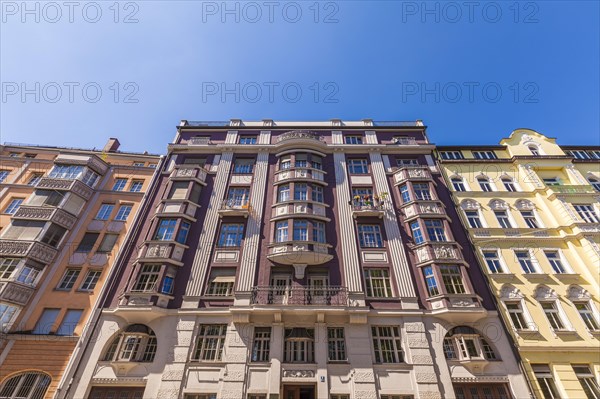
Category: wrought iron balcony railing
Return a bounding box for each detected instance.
[251,286,348,306]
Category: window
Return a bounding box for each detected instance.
[451,177,466,191]
[31,190,63,206]
[422,266,439,296]
[495,210,513,228]
[358,224,383,248]
[589,178,600,192]
[502,177,517,192]
[154,219,177,241]
[58,268,80,290]
[0,258,19,279]
[515,250,537,273]
[40,223,66,248]
[193,324,227,361]
[569,150,591,160]
[344,135,363,144]
[95,204,115,220]
[293,220,308,241]
[478,177,493,192]
[533,364,561,399]
[129,180,144,192]
[443,327,498,361]
[397,158,419,167]
[295,154,308,168]
[33,308,60,334]
[115,204,133,221]
[528,145,540,156]
[238,135,257,144]
[133,162,145,167]
[112,178,127,191]
[3,198,23,215]
[0,170,10,183]
[161,276,174,295]
[8,152,19,157]
[133,264,161,292]
[16,265,41,286]
[575,204,600,223]
[425,219,446,241]
[206,269,235,296]
[440,265,465,294]
[313,222,326,243]
[544,251,567,274]
[97,234,119,253]
[176,221,191,244]
[541,302,566,330]
[312,185,324,202]
[347,159,368,174]
[80,270,102,291]
[328,327,346,361]
[0,372,51,399]
[169,181,189,199]
[57,309,83,336]
[276,221,288,242]
[413,183,432,200]
[76,232,100,252]
[278,184,290,202]
[183,157,207,166]
[372,326,403,363]
[0,304,18,330]
[440,151,464,160]
[364,269,392,297]
[543,177,560,186]
[399,184,411,203]
[251,327,271,362]
[573,365,600,399]
[311,156,322,170]
[27,173,43,186]
[233,158,254,174]
[521,210,539,228]
[410,221,424,244]
[591,151,600,159]
[49,164,83,179]
[483,250,503,273]
[472,151,497,160]
[294,183,308,200]
[218,223,244,247]
[103,324,157,362]
[466,210,483,228]
[284,328,315,363]
[506,302,528,330]
[226,187,250,207]
[279,155,291,170]
[575,302,600,331]
[184,395,216,399]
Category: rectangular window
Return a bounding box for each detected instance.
[397,158,419,167]
[49,164,83,179]
[76,232,100,252]
[443,337,457,359]
[483,250,503,273]
[206,269,235,296]
[312,185,324,202]
[276,221,288,242]
[278,184,290,202]
[0,170,9,183]
[193,324,227,361]
[32,308,60,335]
[238,135,257,144]
[543,178,561,186]
[544,251,566,274]
[358,224,383,248]
[515,250,537,273]
[502,178,517,192]
[284,328,315,363]
[364,269,392,298]
[372,326,403,363]
[541,302,566,330]
[575,302,600,331]
[495,210,513,228]
[293,220,308,241]
[4,198,23,215]
[328,327,346,361]
[440,151,464,160]
[80,269,102,291]
[532,364,561,399]
[184,396,217,399]
[129,180,144,192]
[226,187,250,207]
[233,158,254,174]
[399,184,411,203]
[422,265,439,296]
[347,159,368,174]
[218,223,244,247]
[478,178,493,192]
[344,135,363,144]
[95,204,115,220]
[161,275,175,294]
[56,309,83,336]
[251,327,271,362]
[573,365,600,399]
[466,210,483,228]
[176,221,191,244]
[169,181,189,199]
[28,173,43,186]
[521,210,539,228]
[411,221,424,244]
[506,302,528,329]
[413,183,432,200]
[41,224,67,247]
[569,150,591,160]
[154,219,177,241]
[472,151,497,160]
[575,204,600,223]
[0,258,19,279]
[58,268,80,290]
[425,219,447,241]
[440,265,465,294]
[133,264,161,292]
[115,204,133,221]
[133,162,145,167]
[294,183,308,200]
[16,265,41,286]
[313,222,326,243]
[0,304,18,330]
[452,178,466,191]
[97,234,119,253]
[112,178,127,191]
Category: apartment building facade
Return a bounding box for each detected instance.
[437,129,600,399]
[58,120,529,399]
[0,140,160,398]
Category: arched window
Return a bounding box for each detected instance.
[589,177,600,192]
[102,324,157,362]
[451,177,466,192]
[528,145,540,156]
[443,326,498,361]
[477,176,493,192]
[0,372,51,399]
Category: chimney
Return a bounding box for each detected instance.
[103,138,120,152]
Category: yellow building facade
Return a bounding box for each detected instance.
[437,129,600,399]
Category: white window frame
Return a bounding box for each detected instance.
[4,198,24,215]
[572,301,600,332]
[503,300,535,331]
[574,204,600,223]
[481,248,506,274]
[543,249,573,274]
[539,300,570,331]
[513,248,541,274]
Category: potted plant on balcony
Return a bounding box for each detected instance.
[353,195,362,210]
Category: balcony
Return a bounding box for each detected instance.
[188,136,212,145]
[12,206,77,230]
[276,131,323,144]
[137,241,186,266]
[402,201,445,220]
[547,185,597,194]
[251,286,348,306]
[219,199,251,217]
[156,200,198,220]
[394,167,433,184]
[36,177,93,200]
[0,281,35,306]
[267,241,333,265]
[170,166,207,185]
[275,168,326,184]
[272,203,328,221]
[390,137,417,145]
[414,242,462,265]
[122,286,171,309]
[0,240,58,264]
[351,201,385,219]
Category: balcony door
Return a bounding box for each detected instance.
[270,274,292,304]
[307,275,328,304]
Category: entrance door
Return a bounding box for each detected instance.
[283,385,315,399]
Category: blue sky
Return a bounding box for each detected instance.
[1,1,598,154]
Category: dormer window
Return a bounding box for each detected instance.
[440,151,464,160]
[472,151,497,160]
[344,135,364,144]
[528,145,540,156]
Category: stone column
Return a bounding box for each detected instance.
[315,322,329,399]
[269,323,284,398]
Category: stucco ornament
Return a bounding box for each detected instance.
[515,199,535,210]
[567,285,592,301]
[534,285,558,300]
[488,199,508,210]
[460,199,481,210]
[500,284,523,300]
